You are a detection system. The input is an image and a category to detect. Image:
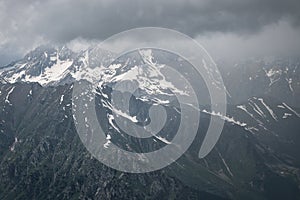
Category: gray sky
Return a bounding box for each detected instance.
[1,0,300,66]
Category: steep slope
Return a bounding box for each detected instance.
[0,83,299,199]
[0,82,228,200]
[0,46,300,199]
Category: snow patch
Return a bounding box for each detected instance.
[264,68,282,86]
[258,98,278,121]
[60,95,64,104]
[10,137,18,152]
[282,102,300,118]
[202,109,247,127]
[153,135,171,144]
[104,134,111,148]
[283,113,292,119]
[5,86,15,105]
[24,59,73,86]
[216,149,233,177]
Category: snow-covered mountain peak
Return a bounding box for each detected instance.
[0,45,75,85]
[0,45,116,86]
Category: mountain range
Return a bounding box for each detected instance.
[0,45,299,200]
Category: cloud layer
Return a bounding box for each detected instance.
[1,0,300,65]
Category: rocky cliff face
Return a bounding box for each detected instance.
[0,82,228,200]
[0,82,299,199]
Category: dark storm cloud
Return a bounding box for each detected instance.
[0,0,300,66]
[31,0,300,41]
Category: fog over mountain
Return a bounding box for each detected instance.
[1,0,300,66]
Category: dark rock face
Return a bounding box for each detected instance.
[0,83,228,200]
[0,47,300,199]
[0,80,299,199]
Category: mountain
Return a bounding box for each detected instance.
[0,45,114,86]
[221,57,300,107]
[0,45,300,199]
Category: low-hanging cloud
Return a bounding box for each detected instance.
[0,0,300,66]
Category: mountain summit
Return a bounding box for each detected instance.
[0,45,115,86]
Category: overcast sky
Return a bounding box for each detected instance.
[0,0,300,66]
